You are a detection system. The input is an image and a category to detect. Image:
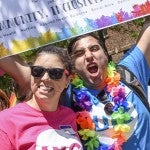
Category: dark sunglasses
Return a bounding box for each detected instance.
[30,66,68,80]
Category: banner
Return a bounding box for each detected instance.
[0,0,149,58]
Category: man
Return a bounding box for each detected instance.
[66,18,150,149]
[0,17,150,149]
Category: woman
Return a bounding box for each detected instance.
[0,45,82,150]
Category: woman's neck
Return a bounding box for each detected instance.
[26,97,59,112]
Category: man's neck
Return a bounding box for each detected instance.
[85,81,107,91]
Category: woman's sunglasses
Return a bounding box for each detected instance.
[30,66,68,80]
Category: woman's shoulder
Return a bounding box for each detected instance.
[0,102,26,118]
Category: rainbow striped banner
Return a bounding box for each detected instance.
[0,0,149,58]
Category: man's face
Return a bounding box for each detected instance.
[71,36,108,90]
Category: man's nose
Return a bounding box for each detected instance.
[85,49,93,60]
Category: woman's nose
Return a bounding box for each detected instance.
[41,72,50,81]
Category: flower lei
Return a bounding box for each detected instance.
[71,62,131,150]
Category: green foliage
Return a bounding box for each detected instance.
[133,18,145,26]
[130,31,139,39]
[18,48,38,63]
[53,39,70,48]
[111,24,122,31]
[0,74,12,96]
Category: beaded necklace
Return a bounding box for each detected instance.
[71,62,131,150]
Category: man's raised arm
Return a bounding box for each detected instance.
[136,16,150,67]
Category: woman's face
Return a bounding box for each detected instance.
[30,53,69,104]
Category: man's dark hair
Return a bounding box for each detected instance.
[67,31,111,61]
